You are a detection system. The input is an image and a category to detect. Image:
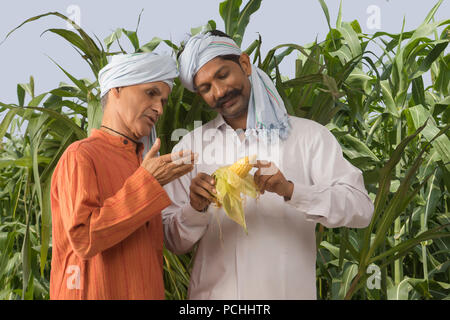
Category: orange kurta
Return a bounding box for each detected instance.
[50,129,171,299]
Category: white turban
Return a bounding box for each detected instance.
[178,33,291,140]
[98,52,178,97]
[98,52,178,158]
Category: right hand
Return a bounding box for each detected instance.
[189,172,217,212]
[141,138,197,186]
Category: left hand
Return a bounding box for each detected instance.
[253,160,294,200]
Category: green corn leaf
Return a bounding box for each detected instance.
[42,28,89,56]
[338,134,380,162]
[87,95,103,136]
[220,0,241,41]
[387,277,413,300]
[338,262,358,300]
[234,0,262,47]
[40,178,52,276]
[17,84,25,107]
[422,0,443,25]
[380,80,400,118]
[0,103,86,140]
[406,104,450,171]
[140,37,163,52]
[47,57,88,94]
[336,0,343,29]
[21,216,31,300]
[317,0,332,31]
[0,108,20,141]
[372,226,450,267]
[104,28,123,51]
[412,77,426,106]
[409,41,449,80]
[359,121,428,263]
[122,29,140,52]
[338,22,362,58]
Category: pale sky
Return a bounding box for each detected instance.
[0,0,448,118]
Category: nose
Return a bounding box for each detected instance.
[153,100,164,117]
[212,82,227,102]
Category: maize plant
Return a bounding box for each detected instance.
[0,0,449,300]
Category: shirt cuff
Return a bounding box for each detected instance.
[180,203,210,226]
[285,182,328,221]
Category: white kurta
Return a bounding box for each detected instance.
[162,114,374,299]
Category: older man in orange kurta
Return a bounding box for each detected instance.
[50,53,194,299]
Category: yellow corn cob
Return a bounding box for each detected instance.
[229,155,256,178]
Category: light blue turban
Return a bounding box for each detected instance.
[98,52,178,157]
[178,33,291,140]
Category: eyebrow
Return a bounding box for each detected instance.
[195,65,229,91]
[147,86,161,95]
[146,85,168,105]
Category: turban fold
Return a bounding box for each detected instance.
[178,33,290,140]
[98,52,178,158]
[98,52,178,97]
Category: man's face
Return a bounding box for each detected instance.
[193,54,252,120]
[114,81,170,139]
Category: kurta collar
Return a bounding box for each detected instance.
[91,129,144,154]
[212,113,258,141]
[211,113,228,131]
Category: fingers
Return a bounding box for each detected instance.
[191,184,216,203]
[254,160,279,176]
[252,160,271,169]
[159,149,195,163]
[189,173,216,203]
[172,152,198,165]
[254,161,281,194]
[163,153,197,180]
[145,138,161,159]
[259,175,272,194]
[170,163,195,177]
[197,172,216,185]
[254,168,261,186]
[254,169,272,194]
[156,162,194,186]
[196,176,217,195]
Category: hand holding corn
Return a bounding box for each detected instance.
[189,156,257,213]
[253,160,294,200]
[190,172,217,212]
[189,157,293,233]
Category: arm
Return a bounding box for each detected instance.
[162,140,210,255]
[286,125,374,228]
[54,148,171,259]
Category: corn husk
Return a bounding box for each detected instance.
[212,155,258,233]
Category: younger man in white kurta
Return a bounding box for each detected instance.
[162,31,374,299]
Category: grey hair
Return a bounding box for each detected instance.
[100,91,109,112]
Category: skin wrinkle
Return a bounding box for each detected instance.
[102,82,171,142]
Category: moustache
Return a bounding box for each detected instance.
[214,88,242,109]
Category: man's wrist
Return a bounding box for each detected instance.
[190,201,209,213]
[283,181,294,201]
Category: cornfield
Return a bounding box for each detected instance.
[0,0,449,300]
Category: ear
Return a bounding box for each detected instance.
[239,53,252,76]
[110,87,121,99]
